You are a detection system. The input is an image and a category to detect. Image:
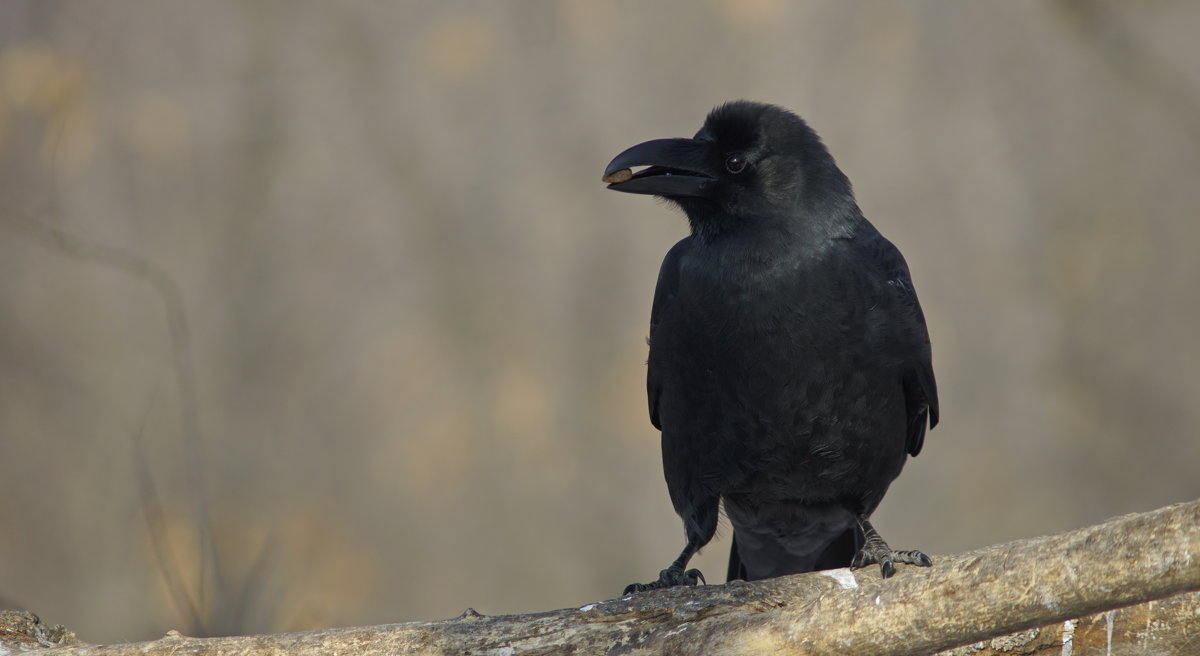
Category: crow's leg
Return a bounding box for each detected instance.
[624,499,717,594]
[623,539,706,594]
[851,515,932,578]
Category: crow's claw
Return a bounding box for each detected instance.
[623,566,706,595]
[852,516,933,578]
[852,545,932,578]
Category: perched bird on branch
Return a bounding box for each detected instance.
[604,101,938,592]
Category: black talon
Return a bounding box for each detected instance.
[892,549,933,567]
[880,559,896,579]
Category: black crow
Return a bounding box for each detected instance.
[604,101,938,593]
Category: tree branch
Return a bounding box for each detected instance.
[3,499,1198,655]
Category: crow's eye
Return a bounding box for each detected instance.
[725,154,748,174]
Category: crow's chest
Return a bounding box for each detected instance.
[659,263,873,364]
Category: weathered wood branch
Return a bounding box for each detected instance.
[3,499,1198,655]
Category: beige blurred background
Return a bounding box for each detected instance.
[1,0,1198,643]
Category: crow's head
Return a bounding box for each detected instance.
[604,101,856,232]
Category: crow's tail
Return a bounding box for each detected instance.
[727,534,748,582]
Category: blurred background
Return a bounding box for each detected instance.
[1,0,1198,643]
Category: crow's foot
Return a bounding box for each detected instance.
[852,546,932,578]
[852,515,932,578]
[623,567,705,595]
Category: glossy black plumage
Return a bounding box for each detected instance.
[605,102,938,592]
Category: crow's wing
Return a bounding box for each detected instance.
[647,237,692,431]
[854,230,939,456]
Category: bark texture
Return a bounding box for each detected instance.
[2,499,1197,656]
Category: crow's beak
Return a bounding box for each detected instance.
[602,138,718,198]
